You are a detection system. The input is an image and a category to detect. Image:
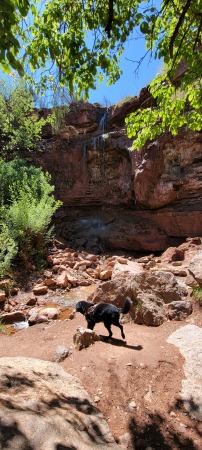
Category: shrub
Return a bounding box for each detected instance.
[0,225,18,279]
[192,288,202,307]
[0,158,62,277]
[0,78,46,154]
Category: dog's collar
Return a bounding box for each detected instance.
[87,305,96,314]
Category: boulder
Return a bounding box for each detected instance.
[89,266,188,326]
[0,357,120,450]
[167,301,193,320]
[28,306,60,324]
[0,311,26,324]
[132,293,166,327]
[188,251,202,284]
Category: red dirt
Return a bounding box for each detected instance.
[0,304,201,449]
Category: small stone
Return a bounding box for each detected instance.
[128,400,137,411]
[118,432,132,447]
[33,285,48,295]
[54,345,71,362]
[177,423,187,434]
[170,411,176,417]
[94,396,100,403]
[0,291,6,302]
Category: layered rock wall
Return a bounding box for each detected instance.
[32,94,202,252]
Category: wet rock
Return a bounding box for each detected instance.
[28,312,49,325]
[1,311,26,324]
[28,307,60,323]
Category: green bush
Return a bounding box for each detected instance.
[192,288,202,307]
[0,78,46,154]
[0,225,18,279]
[0,158,62,277]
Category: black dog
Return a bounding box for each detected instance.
[76,297,132,339]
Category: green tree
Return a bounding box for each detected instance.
[0,77,46,153]
[0,1,201,147]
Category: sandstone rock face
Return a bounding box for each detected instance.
[0,357,120,450]
[31,96,202,252]
[88,261,189,326]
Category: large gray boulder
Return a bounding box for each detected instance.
[89,264,189,326]
[0,357,121,450]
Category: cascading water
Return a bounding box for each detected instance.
[99,109,108,132]
[81,108,110,159]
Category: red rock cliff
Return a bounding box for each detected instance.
[32,93,202,253]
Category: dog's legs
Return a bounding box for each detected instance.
[114,321,125,339]
[104,322,113,338]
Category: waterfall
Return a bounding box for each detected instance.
[99,109,108,132]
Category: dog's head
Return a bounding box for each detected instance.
[76,300,93,315]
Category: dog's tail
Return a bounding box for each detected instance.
[121,296,132,314]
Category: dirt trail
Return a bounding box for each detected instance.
[0,306,202,449]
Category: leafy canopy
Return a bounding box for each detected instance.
[0,1,202,147]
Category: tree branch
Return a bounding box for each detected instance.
[105,0,114,38]
[169,0,192,58]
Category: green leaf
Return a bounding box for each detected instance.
[1,61,11,74]
[140,21,150,34]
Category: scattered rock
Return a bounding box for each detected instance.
[73,326,100,350]
[26,295,37,306]
[28,306,60,323]
[56,271,70,288]
[54,345,71,362]
[128,400,137,411]
[0,311,26,324]
[167,300,192,320]
[33,284,48,295]
[0,290,6,302]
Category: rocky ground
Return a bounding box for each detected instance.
[0,238,202,449]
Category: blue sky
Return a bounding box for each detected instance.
[1,1,162,107]
[89,34,161,105]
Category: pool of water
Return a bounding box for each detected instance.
[51,284,97,307]
[6,284,98,332]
